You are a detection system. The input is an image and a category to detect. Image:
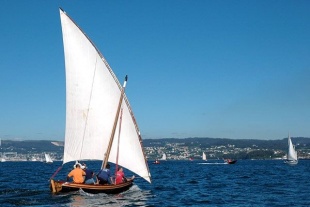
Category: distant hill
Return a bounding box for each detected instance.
[143,137,310,151]
[1,137,309,153]
[0,140,64,154]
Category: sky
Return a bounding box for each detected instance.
[0,0,309,141]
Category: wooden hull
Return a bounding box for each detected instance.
[50,178,134,194]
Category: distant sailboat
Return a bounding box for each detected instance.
[202,152,207,161]
[153,159,160,164]
[160,153,167,161]
[0,139,4,162]
[45,153,53,164]
[284,134,298,165]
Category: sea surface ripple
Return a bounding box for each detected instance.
[1,160,309,206]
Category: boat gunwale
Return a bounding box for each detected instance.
[51,177,134,193]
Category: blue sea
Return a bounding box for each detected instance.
[1,160,309,207]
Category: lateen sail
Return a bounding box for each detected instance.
[60,9,151,183]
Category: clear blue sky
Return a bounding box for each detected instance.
[1,1,309,141]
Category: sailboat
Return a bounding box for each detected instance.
[160,153,167,161]
[50,8,151,194]
[153,159,160,164]
[284,134,298,165]
[224,159,237,164]
[0,139,5,162]
[45,153,53,164]
[202,152,207,161]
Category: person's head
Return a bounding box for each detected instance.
[82,163,87,169]
[106,164,110,169]
[75,164,81,168]
[118,167,123,172]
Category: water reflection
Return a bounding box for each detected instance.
[67,185,151,207]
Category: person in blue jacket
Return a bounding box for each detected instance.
[81,163,96,184]
[96,163,112,184]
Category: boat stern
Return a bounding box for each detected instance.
[50,179,64,193]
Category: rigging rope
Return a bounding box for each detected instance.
[50,166,63,180]
[79,57,98,159]
[115,108,123,184]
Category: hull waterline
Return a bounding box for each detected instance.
[50,177,134,194]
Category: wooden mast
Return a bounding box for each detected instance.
[101,75,128,169]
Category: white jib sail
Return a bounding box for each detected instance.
[161,153,167,160]
[287,136,297,161]
[45,153,53,163]
[202,152,207,160]
[59,9,151,183]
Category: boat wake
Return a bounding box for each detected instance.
[64,184,153,207]
[77,188,95,197]
[197,162,227,165]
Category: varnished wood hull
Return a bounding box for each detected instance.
[50,178,134,194]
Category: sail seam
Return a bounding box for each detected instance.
[79,57,98,160]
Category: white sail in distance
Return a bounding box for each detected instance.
[287,135,298,161]
[160,153,167,160]
[45,153,53,163]
[202,152,207,160]
[59,9,151,183]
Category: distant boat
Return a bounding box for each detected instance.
[50,8,151,194]
[202,152,207,161]
[1,157,5,162]
[153,159,160,164]
[225,159,237,164]
[45,153,53,164]
[284,134,298,165]
[160,153,167,161]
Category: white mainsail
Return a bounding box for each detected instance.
[45,153,53,163]
[160,153,167,160]
[202,152,207,161]
[286,134,298,164]
[60,9,151,183]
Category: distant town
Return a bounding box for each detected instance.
[1,137,310,162]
